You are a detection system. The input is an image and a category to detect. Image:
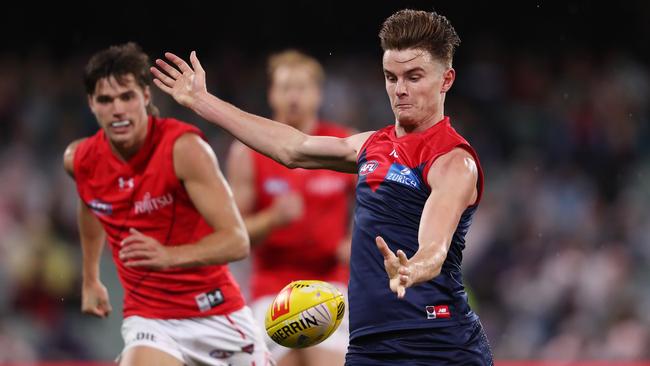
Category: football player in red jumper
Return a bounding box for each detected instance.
[64,43,270,366]
[227,50,354,366]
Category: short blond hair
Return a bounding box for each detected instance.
[267,49,325,86]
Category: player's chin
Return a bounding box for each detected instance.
[396,113,418,127]
[105,130,135,145]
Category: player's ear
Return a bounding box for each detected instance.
[441,67,455,93]
[87,94,96,113]
[143,85,152,107]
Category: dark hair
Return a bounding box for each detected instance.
[83,42,158,116]
[379,9,460,67]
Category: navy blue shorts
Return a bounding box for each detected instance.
[345,320,493,366]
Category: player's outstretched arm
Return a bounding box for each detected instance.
[151,51,371,173]
[376,148,478,298]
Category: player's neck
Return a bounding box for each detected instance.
[109,139,145,161]
[395,111,444,137]
[108,124,149,161]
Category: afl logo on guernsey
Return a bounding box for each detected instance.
[359,160,379,176]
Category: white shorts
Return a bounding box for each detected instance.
[250,283,349,361]
[120,306,273,366]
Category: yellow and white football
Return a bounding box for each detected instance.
[265,280,345,348]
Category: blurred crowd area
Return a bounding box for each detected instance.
[1,34,649,362]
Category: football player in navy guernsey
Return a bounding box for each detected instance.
[153,9,494,365]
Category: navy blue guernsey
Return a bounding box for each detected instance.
[349,117,484,340]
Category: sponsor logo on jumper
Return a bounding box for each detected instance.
[195,288,224,312]
[426,305,451,319]
[270,315,319,344]
[118,177,134,191]
[359,160,379,176]
[389,149,399,158]
[264,178,290,195]
[134,192,173,215]
[385,163,421,189]
[88,199,112,216]
[306,176,347,195]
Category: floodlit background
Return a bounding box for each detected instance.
[1,1,649,363]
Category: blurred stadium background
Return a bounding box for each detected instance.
[1,1,649,364]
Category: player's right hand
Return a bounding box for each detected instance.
[81,280,112,318]
[151,51,207,109]
[270,192,304,227]
[376,236,412,299]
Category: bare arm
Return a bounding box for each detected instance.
[171,133,250,266]
[120,133,249,269]
[226,142,303,246]
[376,148,478,298]
[64,140,106,283]
[77,201,107,288]
[151,51,372,173]
[77,201,112,317]
[64,140,112,318]
[336,180,357,265]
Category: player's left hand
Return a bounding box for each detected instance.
[376,236,413,299]
[119,228,173,270]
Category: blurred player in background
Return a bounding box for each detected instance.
[153,8,493,365]
[227,50,355,366]
[63,42,270,366]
